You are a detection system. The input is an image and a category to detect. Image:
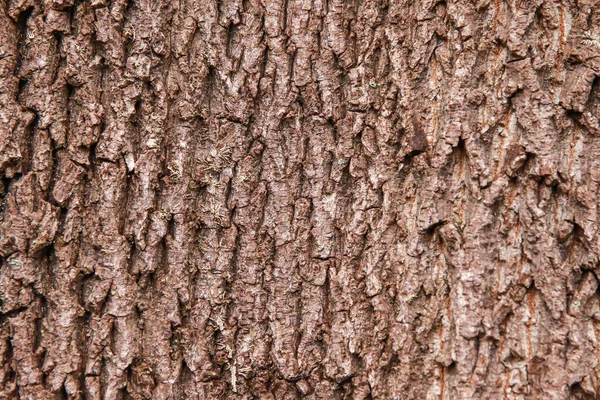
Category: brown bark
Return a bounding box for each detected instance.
[1,0,600,398]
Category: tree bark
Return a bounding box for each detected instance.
[1,0,600,398]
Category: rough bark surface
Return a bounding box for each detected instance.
[1,0,600,398]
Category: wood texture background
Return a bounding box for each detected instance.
[1,0,600,398]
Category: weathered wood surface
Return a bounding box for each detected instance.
[1,0,600,398]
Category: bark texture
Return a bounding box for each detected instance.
[1,0,600,398]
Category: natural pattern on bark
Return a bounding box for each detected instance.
[1,0,600,399]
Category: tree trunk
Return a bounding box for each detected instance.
[1,0,600,398]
